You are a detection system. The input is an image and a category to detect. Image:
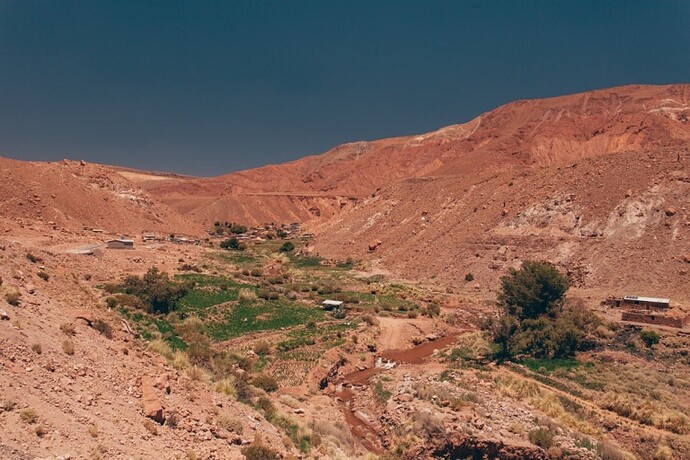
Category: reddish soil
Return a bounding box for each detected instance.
[127,84,690,226]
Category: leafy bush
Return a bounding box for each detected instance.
[119,267,187,314]
[640,330,660,348]
[279,241,295,252]
[498,261,569,320]
[220,237,244,250]
[483,261,597,361]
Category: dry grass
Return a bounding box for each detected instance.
[310,419,355,450]
[148,339,173,360]
[214,378,237,397]
[186,365,207,382]
[170,350,191,370]
[238,288,259,303]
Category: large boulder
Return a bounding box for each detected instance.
[141,375,164,424]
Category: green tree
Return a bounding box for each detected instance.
[483,261,593,361]
[121,267,187,314]
[497,260,569,320]
[279,241,295,252]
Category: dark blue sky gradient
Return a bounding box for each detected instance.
[1,1,689,176]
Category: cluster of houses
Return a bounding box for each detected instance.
[105,232,200,250]
[212,222,312,242]
[606,295,690,329]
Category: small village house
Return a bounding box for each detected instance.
[106,238,134,249]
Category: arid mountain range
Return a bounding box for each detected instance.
[3,84,690,297]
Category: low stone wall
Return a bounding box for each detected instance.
[621,311,690,328]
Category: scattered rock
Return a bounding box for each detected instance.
[0,308,9,320]
[141,375,165,424]
[368,239,382,252]
[665,208,676,216]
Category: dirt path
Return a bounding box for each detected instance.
[376,316,424,349]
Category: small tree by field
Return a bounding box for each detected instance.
[483,261,597,361]
[220,237,241,250]
[120,267,187,314]
[279,241,294,253]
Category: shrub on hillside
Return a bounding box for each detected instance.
[529,427,555,449]
[252,373,278,392]
[640,330,660,348]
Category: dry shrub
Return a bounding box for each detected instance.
[92,319,113,339]
[252,373,278,392]
[254,340,272,356]
[361,314,378,326]
[34,425,46,437]
[176,316,205,339]
[31,343,42,354]
[20,408,38,424]
[2,400,17,412]
[653,444,673,460]
[528,427,554,449]
[217,411,244,434]
[88,424,99,438]
[414,382,453,404]
[311,419,355,450]
[62,340,75,355]
[413,410,445,439]
[279,394,301,409]
[60,323,76,336]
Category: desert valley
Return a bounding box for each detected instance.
[2,84,690,460]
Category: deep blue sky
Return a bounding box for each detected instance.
[1,1,689,176]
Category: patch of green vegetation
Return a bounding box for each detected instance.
[521,357,588,374]
[291,255,324,268]
[373,380,392,404]
[207,301,326,341]
[211,252,258,266]
[179,289,238,311]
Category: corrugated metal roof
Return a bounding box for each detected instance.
[322,300,344,306]
[623,295,670,304]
